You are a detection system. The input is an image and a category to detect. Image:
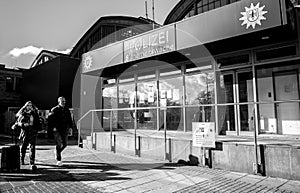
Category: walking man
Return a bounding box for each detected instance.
[49,96,73,166]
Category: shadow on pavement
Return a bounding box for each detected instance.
[0,135,77,146]
[0,159,177,184]
[36,138,78,146]
[62,160,171,171]
[0,163,132,183]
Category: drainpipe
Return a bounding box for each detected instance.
[91,111,95,150]
[253,114,259,174]
[252,58,260,175]
[164,109,167,160]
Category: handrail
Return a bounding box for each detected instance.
[77,99,300,121]
[76,99,300,146]
[77,109,93,124]
[77,109,93,147]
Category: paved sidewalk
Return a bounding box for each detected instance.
[0,137,300,192]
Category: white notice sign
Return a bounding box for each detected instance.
[160,99,167,109]
[148,92,154,103]
[173,89,180,101]
[192,122,215,148]
[139,93,145,104]
[167,90,172,99]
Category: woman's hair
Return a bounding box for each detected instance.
[16,101,38,117]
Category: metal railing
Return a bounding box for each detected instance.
[76,100,300,166]
[76,105,183,161]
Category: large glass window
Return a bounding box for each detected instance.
[118,84,135,130]
[159,76,183,131]
[237,71,254,132]
[216,70,254,135]
[159,77,183,106]
[217,73,235,134]
[137,81,158,130]
[185,72,215,131]
[102,86,117,130]
[103,86,117,109]
[257,63,300,135]
[186,72,214,105]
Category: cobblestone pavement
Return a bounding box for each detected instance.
[1,136,300,193]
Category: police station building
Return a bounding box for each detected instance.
[78,0,300,180]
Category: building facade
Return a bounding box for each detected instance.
[78,0,300,180]
[0,64,23,134]
[22,16,158,138]
[24,16,159,111]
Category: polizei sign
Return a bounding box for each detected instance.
[124,26,175,63]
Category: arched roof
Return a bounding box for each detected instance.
[69,15,159,58]
[164,0,298,25]
[30,16,159,68]
[164,0,195,25]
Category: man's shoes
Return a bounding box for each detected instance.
[31,164,37,170]
[56,161,63,166]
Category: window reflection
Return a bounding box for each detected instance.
[218,105,235,134]
[256,63,300,135]
[137,81,158,130]
[186,106,215,132]
[185,72,214,132]
[217,73,234,104]
[118,84,135,130]
[216,73,235,134]
[159,77,183,106]
[159,77,183,131]
[185,72,214,105]
[237,71,253,132]
[102,86,117,109]
[102,86,118,130]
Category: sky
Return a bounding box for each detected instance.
[0,0,179,69]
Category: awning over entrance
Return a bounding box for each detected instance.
[81,0,287,74]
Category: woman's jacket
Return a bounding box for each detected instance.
[17,111,41,140]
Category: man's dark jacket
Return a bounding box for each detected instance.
[48,105,73,135]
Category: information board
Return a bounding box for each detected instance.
[192,122,216,148]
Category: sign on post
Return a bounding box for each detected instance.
[192,122,216,148]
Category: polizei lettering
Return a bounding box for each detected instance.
[124,28,175,62]
[128,31,168,51]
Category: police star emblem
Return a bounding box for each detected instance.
[239,2,268,29]
[83,55,93,71]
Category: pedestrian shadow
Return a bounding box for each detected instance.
[37,160,170,172]
[0,163,132,183]
[0,160,175,183]
[63,160,169,171]
[38,161,113,172]
[36,138,78,146]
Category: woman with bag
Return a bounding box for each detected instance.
[16,101,41,170]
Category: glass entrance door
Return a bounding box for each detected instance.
[217,69,253,135]
[217,72,236,135]
[237,71,254,134]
